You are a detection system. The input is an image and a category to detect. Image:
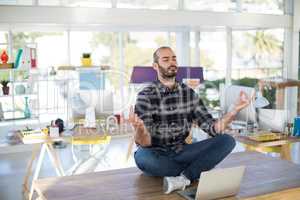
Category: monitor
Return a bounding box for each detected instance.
[220,85,256,123]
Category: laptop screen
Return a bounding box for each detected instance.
[177,166,245,200]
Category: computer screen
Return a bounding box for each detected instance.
[220,85,256,123]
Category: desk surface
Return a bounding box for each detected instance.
[235,135,300,147]
[33,151,300,200]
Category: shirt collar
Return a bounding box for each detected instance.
[154,79,180,93]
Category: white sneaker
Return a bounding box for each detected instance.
[163,175,191,194]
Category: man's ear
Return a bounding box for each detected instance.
[153,63,158,71]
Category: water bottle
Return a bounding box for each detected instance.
[293,116,300,136]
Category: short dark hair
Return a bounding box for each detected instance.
[153,46,172,64]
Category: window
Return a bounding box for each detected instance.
[0,31,8,44]
[232,29,284,109]
[9,32,69,122]
[242,0,284,14]
[123,32,173,84]
[117,0,178,10]
[232,29,284,80]
[184,0,236,12]
[12,32,68,68]
[190,31,226,108]
[0,44,8,56]
[200,31,226,81]
[70,31,120,90]
[0,31,9,58]
[70,31,116,66]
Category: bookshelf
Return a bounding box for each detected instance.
[0,68,40,125]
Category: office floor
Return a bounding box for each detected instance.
[0,136,300,200]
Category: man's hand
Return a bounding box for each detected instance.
[129,107,147,135]
[213,91,252,133]
[128,107,151,147]
[234,91,251,113]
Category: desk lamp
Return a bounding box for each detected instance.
[254,91,270,108]
[245,91,270,133]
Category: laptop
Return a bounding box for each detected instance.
[178,166,245,200]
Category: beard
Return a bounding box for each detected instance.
[157,64,177,79]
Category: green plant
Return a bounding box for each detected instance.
[82,53,91,58]
[0,80,9,87]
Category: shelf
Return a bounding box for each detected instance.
[0,63,14,69]
[58,66,111,71]
[0,93,38,99]
[1,116,38,121]
[12,80,30,84]
[0,95,11,98]
[0,117,39,125]
[0,80,30,84]
[15,93,38,98]
[37,78,76,82]
[0,68,41,128]
[1,110,38,116]
[0,67,29,71]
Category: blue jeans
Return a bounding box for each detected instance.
[134,134,236,181]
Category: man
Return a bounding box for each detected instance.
[129,46,250,194]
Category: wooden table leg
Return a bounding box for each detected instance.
[29,143,47,200]
[244,145,253,152]
[280,143,292,161]
[23,144,40,200]
[28,143,66,200]
[275,88,285,109]
[46,144,65,176]
[126,136,134,162]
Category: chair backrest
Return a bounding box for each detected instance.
[130,66,204,84]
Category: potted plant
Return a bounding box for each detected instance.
[81,53,92,67]
[1,80,10,95]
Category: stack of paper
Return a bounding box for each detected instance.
[21,129,48,144]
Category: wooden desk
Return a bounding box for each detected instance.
[22,132,111,200]
[235,135,300,161]
[21,137,66,200]
[33,152,300,200]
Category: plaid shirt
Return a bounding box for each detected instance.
[134,80,217,152]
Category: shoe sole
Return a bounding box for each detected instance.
[163,177,169,194]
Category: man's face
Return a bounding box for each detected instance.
[154,48,178,79]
